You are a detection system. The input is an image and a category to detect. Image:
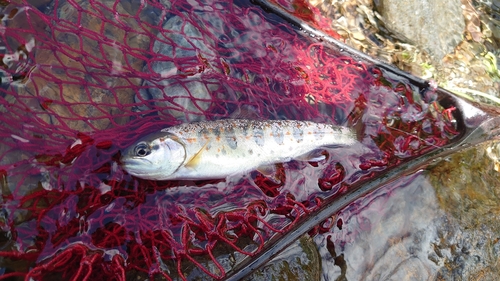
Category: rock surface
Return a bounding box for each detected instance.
[312,0,500,107]
[312,141,500,280]
[138,14,217,122]
[8,0,167,132]
[247,235,321,281]
[375,0,465,61]
[429,141,500,279]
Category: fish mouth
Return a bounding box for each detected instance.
[121,158,164,180]
[121,157,152,165]
[121,157,153,175]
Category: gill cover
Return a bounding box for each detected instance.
[121,133,186,180]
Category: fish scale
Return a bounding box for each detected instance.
[121,119,357,180]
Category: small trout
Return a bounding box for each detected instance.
[121,119,357,180]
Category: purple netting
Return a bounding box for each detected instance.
[0,0,458,279]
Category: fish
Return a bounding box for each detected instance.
[120,119,358,180]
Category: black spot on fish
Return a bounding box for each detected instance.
[212,126,221,139]
[238,120,251,137]
[225,126,238,149]
[272,123,284,145]
[198,127,210,139]
[248,149,253,155]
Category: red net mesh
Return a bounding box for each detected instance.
[0,0,458,280]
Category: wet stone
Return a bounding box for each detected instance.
[312,140,500,280]
[375,0,465,61]
[312,0,500,106]
[11,0,164,132]
[428,141,500,279]
[246,235,321,281]
[139,14,218,122]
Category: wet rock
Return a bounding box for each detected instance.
[375,0,465,61]
[312,0,500,108]
[428,141,500,279]
[312,140,500,280]
[430,141,500,232]
[247,235,321,281]
[7,0,53,10]
[139,14,217,122]
[314,174,443,280]
[1,4,45,82]
[12,0,166,132]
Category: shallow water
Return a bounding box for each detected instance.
[308,140,500,280]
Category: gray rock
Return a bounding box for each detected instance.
[376,0,465,61]
[138,79,218,121]
[139,14,218,121]
[313,141,500,280]
[152,15,217,69]
[246,235,321,281]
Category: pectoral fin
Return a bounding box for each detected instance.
[185,142,209,169]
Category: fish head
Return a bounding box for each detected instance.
[121,132,186,180]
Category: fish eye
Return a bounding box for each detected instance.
[134,142,151,157]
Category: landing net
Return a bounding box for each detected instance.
[0,0,458,280]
